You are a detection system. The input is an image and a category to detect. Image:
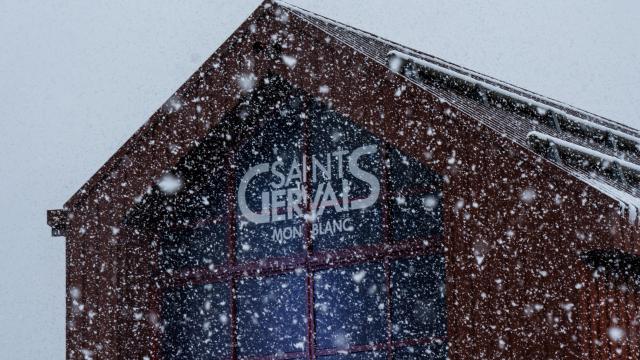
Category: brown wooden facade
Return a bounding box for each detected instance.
[48,1,640,359]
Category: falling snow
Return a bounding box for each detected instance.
[39,1,640,359]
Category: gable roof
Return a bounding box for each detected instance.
[48,0,640,234]
[278,1,640,218]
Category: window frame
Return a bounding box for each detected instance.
[154,83,447,360]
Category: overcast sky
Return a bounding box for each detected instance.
[1,0,639,358]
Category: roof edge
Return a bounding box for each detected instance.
[58,0,276,212]
[278,0,640,137]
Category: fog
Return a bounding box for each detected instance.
[0,0,638,358]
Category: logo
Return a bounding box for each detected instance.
[238,144,380,240]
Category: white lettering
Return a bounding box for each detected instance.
[348,145,380,210]
[238,145,380,225]
[270,160,286,189]
[285,158,302,187]
[312,154,331,183]
[286,187,304,219]
[317,182,342,217]
[333,149,349,179]
[271,219,353,242]
[271,189,287,222]
[238,163,270,224]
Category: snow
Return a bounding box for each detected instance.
[281,54,298,69]
[527,131,640,173]
[1,0,639,358]
[528,131,640,223]
[290,0,640,128]
[237,73,258,92]
[157,173,183,194]
[352,270,367,283]
[0,1,260,358]
[389,50,640,143]
[519,188,537,204]
[608,326,626,342]
[581,174,640,225]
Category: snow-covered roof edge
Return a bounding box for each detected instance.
[528,131,640,220]
[277,0,640,225]
[276,0,640,138]
[527,131,640,173]
[389,50,640,148]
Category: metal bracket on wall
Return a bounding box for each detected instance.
[47,209,69,237]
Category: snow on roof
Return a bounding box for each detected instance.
[278,0,640,223]
[278,1,638,134]
[581,175,640,226]
[388,50,640,148]
[528,130,640,223]
[527,131,640,174]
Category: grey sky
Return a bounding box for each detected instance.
[1,1,638,358]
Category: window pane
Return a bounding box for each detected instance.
[237,272,308,356]
[394,343,447,359]
[310,104,383,251]
[391,192,442,242]
[389,149,442,242]
[162,283,230,360]
[389,149,439,192]
[160,169,228,272]
[392,256,446,340]
[235,95,305,262]
[319,350,386,359]
[314,263,387,350]
[160,223,227,272]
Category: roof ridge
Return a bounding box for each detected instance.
[277,1,640,219]
[276,0,640,137]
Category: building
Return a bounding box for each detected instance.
[47,1,640,359]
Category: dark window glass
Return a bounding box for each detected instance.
[319,351,386,359]
[391,193,442,242]
[236,272,308,356]
[394,343,447,359]
[155,80,448,360]
[314,263,387,350]
[389,149,442,241]
[310,105,383,251]
[162,283,230,360]
[235,95,305,262]
[160,169,228,272]
[392,256,446,340]
[389,149,439,192]
[160,222,227,272]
